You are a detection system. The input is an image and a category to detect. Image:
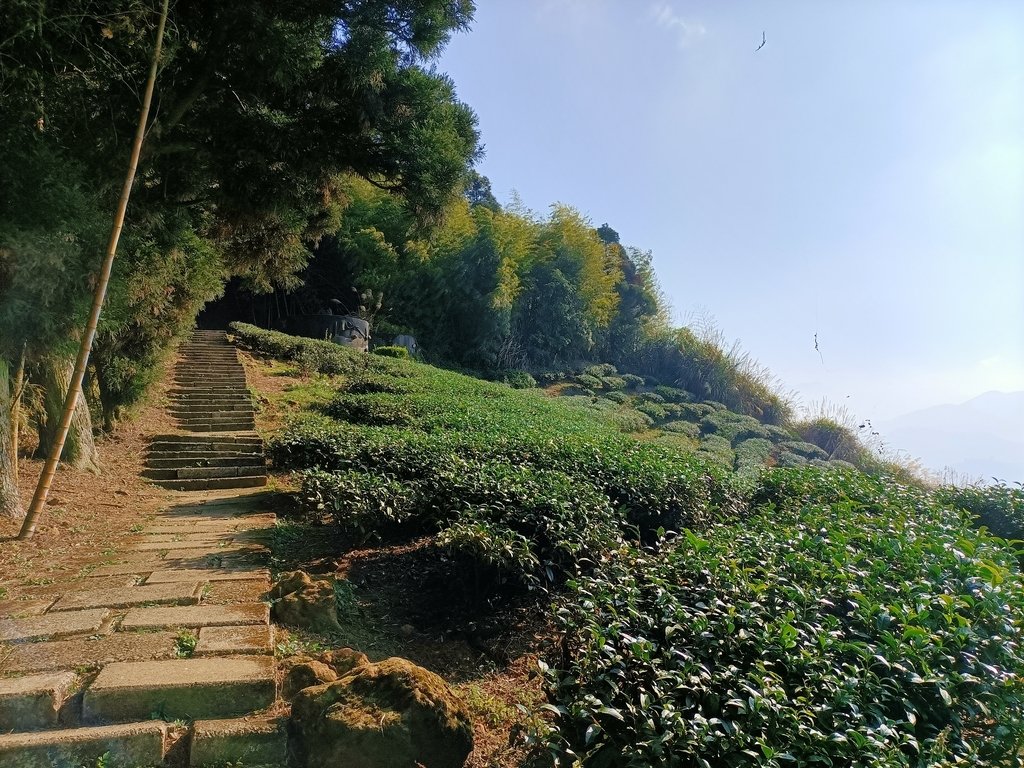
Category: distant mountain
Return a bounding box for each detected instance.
[879,391,1024,484]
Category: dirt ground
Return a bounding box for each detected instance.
[0,374,177,604]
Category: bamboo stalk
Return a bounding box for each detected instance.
[10,344,25,483]
[18,0,170,540]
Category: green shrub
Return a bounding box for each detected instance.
[780,440,829,461]
[662,420,700,439]
[652,385,692,404]
[938,482,1024,543]
[600,375,627,391]
[675,402,714,422]
[775,450,807,468]
[635,402,668,422]
[601,390,629,405]
[764,423,795,443]
[792,416,869,465]
[230,321,370,376]
[546,468,1024,766]
[734,437,773,471]
[501,370,537,389]
[606,408,654,434]
[437,516,540,591]
[637,391,665,404]
[298,468,419,542]
[698,434,734,467]
[583,363,617,378]
[373,345,410,359]
[324,395,414,427]
[621,374,644,390]
[575,373,604,390]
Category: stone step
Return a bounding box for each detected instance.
[50,582,202,612]
[189,716,287,766]
[142,465,266,481]
[0,608,110,642]
[174,419,258,430]
[82,656,276,723]
[173,412,257,423]
[170,396,253,405]
[3,630,181,674]
[150,476,268,492]
[145,567,270,583]
[146,456,267,469]
[119,603,268,630]
[170,403,255,413]
[148,439,263,450]
[0,671,78,731]
[179,424,257,434]
[0,721,169,767]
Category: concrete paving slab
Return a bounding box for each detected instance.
[131,539,236,551]
[86,563,157,578]
[50,582,201,612]
[119,604,268,630]
[0,599,55,618]
[189,716,287,767]
[0,632,180,674]
[201,578,271,605]
[0,720,167,767]
[160,544,267,561]
[140,533,233,544]
[194,625,274,657]
[145,567,269,583]
[0,670,78,731]
[0,609,110,642]
[83,656,276,723]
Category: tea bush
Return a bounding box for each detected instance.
[937,481,1024,542]
[373,345,410,358]
[230,321,375,376]
[546,467,1024,766]
[501,370,537,389]
[299,468,420,542]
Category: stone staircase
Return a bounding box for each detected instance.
[0,493,286,767]
[0,331,285,767]
[143,331,267,491]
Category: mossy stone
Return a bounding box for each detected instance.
[290,657,473,768]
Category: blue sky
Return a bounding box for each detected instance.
[436,0,1024,430]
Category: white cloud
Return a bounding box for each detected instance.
[650,2,706,48]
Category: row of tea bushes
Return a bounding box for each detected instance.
[546,467,1024,765]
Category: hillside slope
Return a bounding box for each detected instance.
[232,323,1024,768]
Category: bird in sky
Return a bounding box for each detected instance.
[756,31,766,52]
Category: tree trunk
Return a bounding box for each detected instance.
[10,345,25,483]
[37,355,101,474]
[0,360,23,519]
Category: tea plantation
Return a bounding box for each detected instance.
[232,323,1024,767]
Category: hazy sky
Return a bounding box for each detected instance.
[436,0,1024,425]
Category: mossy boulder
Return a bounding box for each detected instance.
[283,660,339,701]
[289,656,473,768]
[282,648,371,700]
[269,570,342,633]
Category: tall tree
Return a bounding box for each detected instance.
[0,0,482,519]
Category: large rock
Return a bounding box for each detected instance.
[281,647,370,701]
[268,571,341,633]
[289,657,473,768]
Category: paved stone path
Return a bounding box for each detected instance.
[0,331,286,767]
[144,330,267,491]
